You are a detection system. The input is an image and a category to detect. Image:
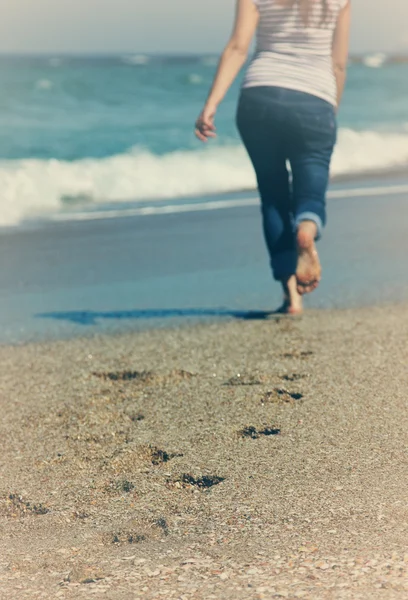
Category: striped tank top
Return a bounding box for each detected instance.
[243,0,349,106]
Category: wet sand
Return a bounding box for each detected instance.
[3,178,408,344]
[1,304,408,599]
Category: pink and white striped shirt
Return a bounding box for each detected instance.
[243,0,349,106]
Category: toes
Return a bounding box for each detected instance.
[297,285,311,295]
[297,280,320,295]
[297,275,314,287]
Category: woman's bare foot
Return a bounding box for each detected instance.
[280,275,303,315]
[296,221,321,295]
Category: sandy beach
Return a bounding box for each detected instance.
[1,304,408,599]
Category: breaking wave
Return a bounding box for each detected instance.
[2,128,408,226]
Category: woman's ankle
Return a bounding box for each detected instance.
[297,220,318,243]
[280,275,303,313]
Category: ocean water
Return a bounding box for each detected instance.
[1,53,408,227]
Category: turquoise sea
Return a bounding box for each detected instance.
[1,53,408,226]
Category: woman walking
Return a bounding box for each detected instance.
[196,0,351,314]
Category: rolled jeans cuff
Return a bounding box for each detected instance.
[294,212,323,241]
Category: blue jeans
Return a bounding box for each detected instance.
[236,86,337,281]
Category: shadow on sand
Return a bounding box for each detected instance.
[35,307,286,326]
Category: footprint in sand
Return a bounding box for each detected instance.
[168,474,225,490]
[280,373,308,382]
[261,389,304,404]
[1,494,50,517]
[93,369,196,384]
[282,350,313,359]
[150,446,183,465]
[240,426,281,439]
[93,370,154,382]
[223,374,266,386]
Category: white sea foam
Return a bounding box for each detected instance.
[36,79,53,90]
[363,53,387,68]
[2,128,408,227]
[187,73,203,85]
[121,54,150,66]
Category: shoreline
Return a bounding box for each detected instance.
[2,174,408,345]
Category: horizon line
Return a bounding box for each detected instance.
[0,50,406,57]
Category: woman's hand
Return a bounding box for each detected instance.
[194,0,258,142]
[195,104,217,142]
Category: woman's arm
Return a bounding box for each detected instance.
[195,0,259,141]
[332,1,351,109]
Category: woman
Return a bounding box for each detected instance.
[195,0,351,314]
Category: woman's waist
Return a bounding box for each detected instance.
[244,52,335,83]
[250,50,332,66]
[243,53,337,105]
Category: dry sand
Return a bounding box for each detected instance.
[0,305,408,599]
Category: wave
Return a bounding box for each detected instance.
[363,53,387,68]
[2,128,408,227]
[36,79,53,90]
[186,73,204,85]
[121,54,150,66]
